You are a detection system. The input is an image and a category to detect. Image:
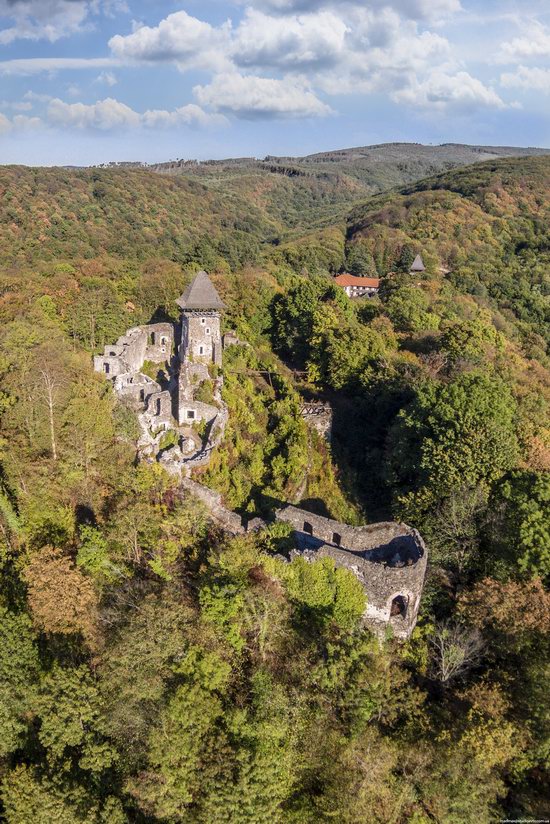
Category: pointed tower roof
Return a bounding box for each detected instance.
[176,271,225,311]
[410,254,426,273]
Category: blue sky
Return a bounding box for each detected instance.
[0,0,549,165]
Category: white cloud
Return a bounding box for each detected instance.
[0,57,120,75]
[11,113,42,130]
[95,70,118,86]
[0,0,89,43]
[47,96,140,130]
[142,104,226,128]
[0,110,42,133]
[23,90,53,102]
[108,10,231,72]
[44,96,224,131]
[232,9,347,70]
[393,70,507,111]
[501,66,550,93]
[194,72,331,119]
[314,8,450,96]
[0,0,128,43]
[499,23,550,62]
[245,0,461,23]
[0,99,32,111]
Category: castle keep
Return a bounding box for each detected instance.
[95,270,428,639]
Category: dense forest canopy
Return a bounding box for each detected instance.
[0,151,548,822]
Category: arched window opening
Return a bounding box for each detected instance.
[303,522,313,536]
[390,595,407,618]
[104,362,110,374]
[332,532,341,547]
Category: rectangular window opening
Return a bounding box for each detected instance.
[187,410,195,420]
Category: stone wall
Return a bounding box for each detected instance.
[181,311,222,367]
[179,478,244,534]
[275,505,427,639]
[300,402,333,442]
[144,390,172,429]
[94,324,171,377]
[178,400,219,426]
[143,323,174,363]
[114,373,160,409]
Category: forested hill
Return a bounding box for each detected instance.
[0,165,280,265]
[0,152,549,822]
[150,141,550,194]
[345,155,550,351]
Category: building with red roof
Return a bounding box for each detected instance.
[334,273,380,298]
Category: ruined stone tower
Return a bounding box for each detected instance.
[176,271,225,426]
[176,270,225,368]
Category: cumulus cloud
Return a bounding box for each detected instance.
[141,103,227,128]
[499,24,550,62]
[194,72,331,119]
[0,0,127,44]
[47,96,140,130]
[314,7,450,96]
[232,9,347,70]
[393,71,507,111]
[0,110,42,132]
[501,66,550,93]
[0,0,89,43]
[108,10,231,72]
[45,96,224,131]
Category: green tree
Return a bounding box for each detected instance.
[0,608,40,758]
[34,665,118,774]
[488,471,550,582]
[387,371,518,517]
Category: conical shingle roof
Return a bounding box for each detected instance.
[176,271,225,311]
[410,254,426,272]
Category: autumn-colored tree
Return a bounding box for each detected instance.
[23,546,100,648]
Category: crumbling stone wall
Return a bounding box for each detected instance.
[275,505,427,639]
[143,323,174,363]
[300,402,333,442]
[94,323,173,377]
[178,400,219,426]
[179,478,244,534]
[114,373,160,410]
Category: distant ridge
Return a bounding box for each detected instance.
[144,142,549,171]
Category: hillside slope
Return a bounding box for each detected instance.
[148,142,550,221]
[0,165,278,266]
[346,155,550,351]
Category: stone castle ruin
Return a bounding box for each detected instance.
[274,506,427,639]
[95,271,427,639]
[94,271,228,473]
